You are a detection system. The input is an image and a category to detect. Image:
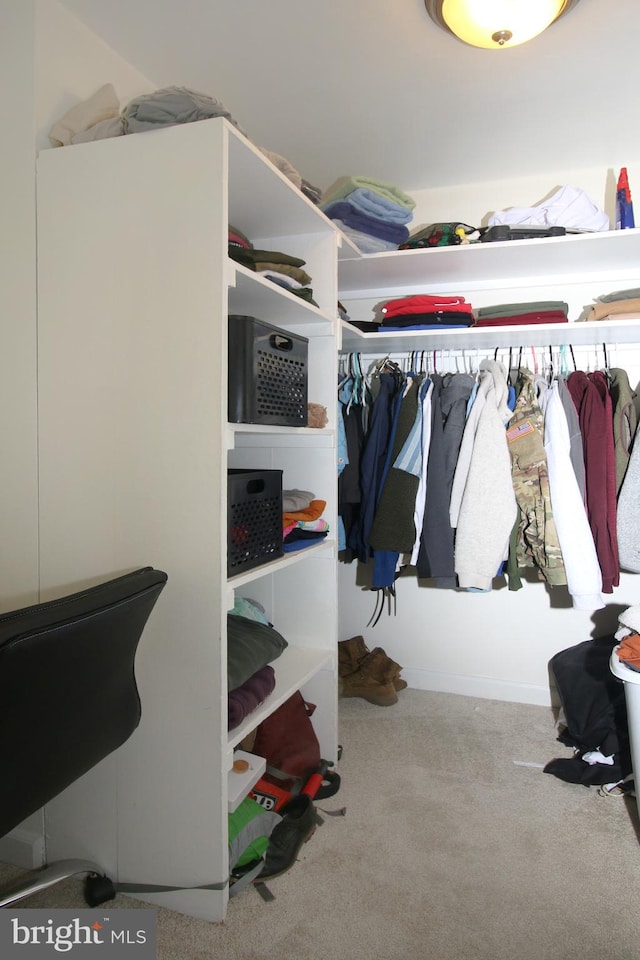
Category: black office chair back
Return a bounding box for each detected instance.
[0,566,167,839]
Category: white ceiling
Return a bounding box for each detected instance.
[60,0,639,195]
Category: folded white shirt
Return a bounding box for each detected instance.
[488,185,609,233]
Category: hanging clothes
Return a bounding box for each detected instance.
[608,366,637,495]
[409,377,434,565]
[369,374,422,588]
[337,376,366,561]
[338,349,634,608]
[349,368,400,564]
[617,416,640,573]
[507,368,566,587]
[416,372,474,587]
[557,375,586,503]
[537,377,604,609]
[450,359,517,592]
[567,370,620,593]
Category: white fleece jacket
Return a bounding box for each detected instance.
[452,360,517,591]
[539,379,604,610]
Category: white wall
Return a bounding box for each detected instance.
[407,164,640,232]
[34,0,154,152]
[0,0,39,614]
[0,0,154,870]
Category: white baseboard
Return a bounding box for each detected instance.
[403,667,552,707]
[0,828,45,870]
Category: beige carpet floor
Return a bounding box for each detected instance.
[2,689,640,960]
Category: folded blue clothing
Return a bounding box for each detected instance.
[282,533,328,553]
[322,201,410,244]
[323,187,413,225]
[381,324,471,330]
[332,220,398,253]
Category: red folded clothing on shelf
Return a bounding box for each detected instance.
[473,311,569,327]
[381,294,472,318]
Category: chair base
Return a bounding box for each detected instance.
[0,858,116,908]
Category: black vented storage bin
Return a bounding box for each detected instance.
[228,315,308,426]
[227,469,283,576]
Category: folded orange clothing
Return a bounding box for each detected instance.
[283,499,326,527]
[588,298,640,321]
[617,632,640,667]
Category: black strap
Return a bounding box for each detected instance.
[314,769,341,800]
[113,860,265,900]
[113,879,227,894]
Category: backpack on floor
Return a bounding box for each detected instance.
[246,691,340,811]
[228,795,281,895]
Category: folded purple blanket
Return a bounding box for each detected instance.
[228,664,276,731]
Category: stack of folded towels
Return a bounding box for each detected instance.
[473,301,569,328]
[320,176,416,253]
[379,293,474,331]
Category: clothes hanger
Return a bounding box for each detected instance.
[547,345,554,384]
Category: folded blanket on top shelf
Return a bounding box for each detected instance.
[331,220,399,253]
[122,86,247,136]
[321,176,416,211]
[49,83,121,147]
[322,187,413,224]
[322,201,410,244]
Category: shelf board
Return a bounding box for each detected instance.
[227,538,336,590]
[227,124,338,242]
[228,261,336,333]
[340,317,640,353]
[227,750,267,813]
[337,229,640,299]
[227,644,334,749]
[229,423,335,449]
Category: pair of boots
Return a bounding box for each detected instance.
[338,636,407,707]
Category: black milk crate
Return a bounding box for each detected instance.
[228,315,308,426]
[227,469,283,576]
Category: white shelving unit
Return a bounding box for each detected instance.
[35,118,339,922]
[338,228,640,297]
[338,229,640,353]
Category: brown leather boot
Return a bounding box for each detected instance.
[339,647,399,707]
[338,636,370,676]
[338,637,407,691]
[369,646,407,691]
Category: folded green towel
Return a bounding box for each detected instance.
[321,175,415,211]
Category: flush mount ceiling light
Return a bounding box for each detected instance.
[425,0,581,49]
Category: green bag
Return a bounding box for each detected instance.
[228,795,281,895]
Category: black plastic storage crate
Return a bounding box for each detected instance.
[227,469,283,576]
[228,315,308,426]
